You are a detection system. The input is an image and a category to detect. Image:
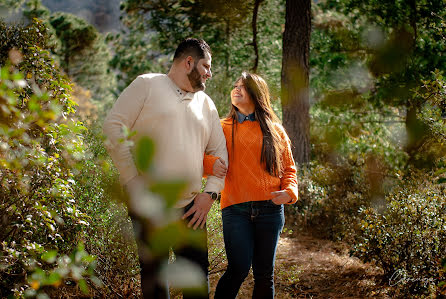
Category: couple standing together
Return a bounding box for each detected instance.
[103,38,298,299]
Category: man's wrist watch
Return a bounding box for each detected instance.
[205,191,220,200]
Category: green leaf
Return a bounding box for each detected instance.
[41,250,58,263]
[184,228,207,251]
[90,276,103,287]
[78,279,89,294]
[82,254,96,264]
[135,136,155,172]
[437,177,446,184]
[77,242,85,252]
[151,181,187,208]
[149,222,183,256]
[36,293,50,299]
[1,67,9,80]
[45,272,61,285]
[31,268,46,281]
[24,289,37,298]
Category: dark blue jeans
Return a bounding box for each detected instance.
[214,200,285,299]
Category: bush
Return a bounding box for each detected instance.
[0,19,138,298]
[289,101,408,241]
[291,156,393,243]
[71,123,141,297]
[353,171,446,297]
[207,201,225,275]
[0,18,99,297]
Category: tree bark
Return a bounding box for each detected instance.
[281,0,311,164]
[250,0,264,72]
[225,18,231,77]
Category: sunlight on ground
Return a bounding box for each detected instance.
[208,234,389,298]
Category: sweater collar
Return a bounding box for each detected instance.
[165,74,195,100]
[236,110,256,123]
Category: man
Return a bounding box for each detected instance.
[103,38,228,298]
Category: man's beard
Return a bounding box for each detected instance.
[187,65,206,92]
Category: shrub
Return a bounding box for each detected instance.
[207,201,225,275]
[353,171,446,297]
[71,123,141,297]
[0,19,126,297]
[0,19,98,296]
[291,157,392,243]
[290,101,408,241]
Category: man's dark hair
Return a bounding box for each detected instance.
[173,38,211,62]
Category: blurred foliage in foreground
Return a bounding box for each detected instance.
[123,135,210,298]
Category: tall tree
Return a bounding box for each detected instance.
[111,0,285,115]
[114,0,252,86]
[23,0,116,112]
[281,0,311,164]
[250,0,264,72]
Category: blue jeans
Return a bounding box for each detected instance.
[214,200,285,299]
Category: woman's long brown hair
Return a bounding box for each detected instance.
[226,72,284,177]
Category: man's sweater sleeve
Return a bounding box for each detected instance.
[103,76,147,185]
[203,111,228,193]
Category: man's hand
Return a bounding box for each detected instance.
[182,193,214,230]
[270,190,291,205]
[213,158,227,179]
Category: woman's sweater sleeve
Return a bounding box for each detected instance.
[277,124,299,204]
[203,154,219,176]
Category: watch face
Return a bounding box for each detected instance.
[207,192,218,200]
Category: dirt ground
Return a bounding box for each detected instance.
[208,230,393,299]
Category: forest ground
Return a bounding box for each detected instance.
[207,219,394,299]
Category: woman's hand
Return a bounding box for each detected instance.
[270,190,291,205]
[213,157,227,179]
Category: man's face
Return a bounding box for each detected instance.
[188,51,212,92]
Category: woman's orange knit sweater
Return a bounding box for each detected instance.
[204,118,298,210]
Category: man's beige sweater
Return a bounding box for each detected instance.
[103,73,228,208]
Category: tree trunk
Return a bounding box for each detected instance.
[225,18,231,77]
[250,0,264,72]
[281,0,311,164]
[405,104,429,168]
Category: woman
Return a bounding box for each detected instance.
[204,72,298,299]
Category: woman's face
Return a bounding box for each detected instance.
[231,79,255,114]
